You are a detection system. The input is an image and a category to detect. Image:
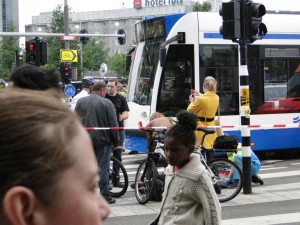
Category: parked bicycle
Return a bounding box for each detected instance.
[133,126,243,204]
[134,129,168,204]
[109,156,128,197]
[196,127,243,203]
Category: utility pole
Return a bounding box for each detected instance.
[219,0,267,194]
[64,0,70,50]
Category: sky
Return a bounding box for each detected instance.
[19,0,300,32]
[19,0,132,32]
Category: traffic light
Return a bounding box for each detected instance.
[26,39,38,65]
[39,40,47,65]
[117,29,126,45]
[219,1,241,40]
[79,29,89,45]
[60,64,71,84]
[25,38,47,66]
[244,1,267,42]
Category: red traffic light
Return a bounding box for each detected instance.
[28,43,35,51]
[64,66,69,71]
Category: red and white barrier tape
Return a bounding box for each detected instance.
[85,123,300,131]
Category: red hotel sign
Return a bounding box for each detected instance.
[134,0,142,8]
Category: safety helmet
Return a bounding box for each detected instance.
[81,76,95,87]
[0,79,6,88]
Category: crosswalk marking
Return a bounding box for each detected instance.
[109,154,300,223]
[260,166,286,171]
[260,170,300,178]
[222,212,300,224]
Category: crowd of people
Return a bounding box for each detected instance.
[0,64,264,224]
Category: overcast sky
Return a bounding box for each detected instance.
[19,0,300,32]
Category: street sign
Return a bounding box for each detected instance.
[64,84,76,97]
[61,35,77,41]
[60,49,78,62]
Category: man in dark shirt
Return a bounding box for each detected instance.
[105,79,129,187]
[75,81,119,204]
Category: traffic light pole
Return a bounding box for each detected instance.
[64,0,70,50]
[239,0,252,194]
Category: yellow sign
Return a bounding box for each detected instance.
[60,50,78,62]
[241,88,250,106]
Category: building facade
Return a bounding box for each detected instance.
[1,0,19,32]
[25,0,200,55]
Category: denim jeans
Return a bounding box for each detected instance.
[94,142,112,199]
[113,130,125,175]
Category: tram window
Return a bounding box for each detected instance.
[265,48,300,58]
[157,45,194,116]
[256,58,300,114]
[133,41,161,105]
[200,45,239,115]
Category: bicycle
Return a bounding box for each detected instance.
[134,129,168,204]
[108,156,128,197]
[196,127,243,203]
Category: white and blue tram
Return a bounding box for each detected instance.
[125,12,300,153]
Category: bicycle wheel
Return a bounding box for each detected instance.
[208,158,243,203]
[134,159,157,205]
[109,156,128,198]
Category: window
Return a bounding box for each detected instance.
[200,45,239,115]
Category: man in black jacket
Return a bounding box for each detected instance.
[105,79,130,186]
[75,81,119,204]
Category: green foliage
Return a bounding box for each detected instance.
[43,5,79,69]
[193,1,212,12]
[0,26,19,81]
[43,5,112,79]
[107,53,127,79]
[80,38,109,75]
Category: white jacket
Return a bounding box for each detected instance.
[70,89,89,111]
[158,154,221,225]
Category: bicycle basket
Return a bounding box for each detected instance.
[213,135,238,149]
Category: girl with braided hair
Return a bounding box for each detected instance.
[153,110,221,225]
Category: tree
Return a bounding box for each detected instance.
[107,53,127,80]
[193,1,212,12]
[43,5,78,69]
[0,26,19,81]
[43,5,111,79]
[81,38,109,74]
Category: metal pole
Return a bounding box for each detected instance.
[64,0,70,50]
[239,0,252,194]
[80,20,83,69]
[0,32,125,38]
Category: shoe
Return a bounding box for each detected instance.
[130,181,144,189]
[129,150,138,155]
[113,181,124,188]
[105,197,116,204]
[252,175,264,185]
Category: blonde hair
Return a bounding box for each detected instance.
[203,76,217,93]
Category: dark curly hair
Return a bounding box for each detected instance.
[10,65,60,90]
[165,110,198,148]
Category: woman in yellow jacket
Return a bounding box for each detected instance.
[187,76,219,161]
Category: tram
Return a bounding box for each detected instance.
[125,12,300,152]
